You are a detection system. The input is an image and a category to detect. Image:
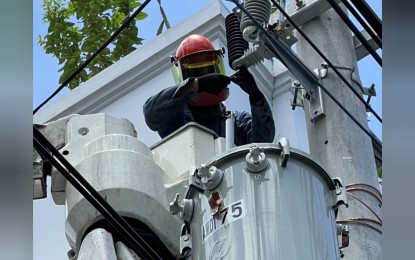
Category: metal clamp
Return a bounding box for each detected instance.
[291,81,304,110]
[180,224,192,257]
[188,166,204,193]
[363,83,376,109]
[278,138,290,168]
[313,63,328,79]
[341,225,350,249]
[269,20,298,47]
[336,224,349,258]
[332,177,349,214]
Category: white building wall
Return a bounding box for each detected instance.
[99,69,174,146]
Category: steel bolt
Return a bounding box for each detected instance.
[296,0,304,7]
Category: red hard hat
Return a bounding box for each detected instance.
[175,35,216,60]
[172,35,229,106]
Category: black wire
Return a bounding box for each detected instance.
[326,0,382,66]
[270,0,382,123]
[349,0,382,39]
[230,0,382,150]
[33,0,153,115]
[33,133,159,260]
[340,0,381,48]
[33,126,162,260]
[374,154,382,166]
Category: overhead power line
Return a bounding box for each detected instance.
[230,0,382,150]
[33,126,162,260]
[349,0,382,39]
[33,0,153,115]
[327,0,382,66]
[340,0,381,48]
[271,0,382,124]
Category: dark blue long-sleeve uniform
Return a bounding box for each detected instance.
[143,78,275,146]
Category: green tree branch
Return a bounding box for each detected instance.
[39,0,170,90]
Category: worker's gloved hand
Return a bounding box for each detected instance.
[231,67,264,104]
[197,73,231,95]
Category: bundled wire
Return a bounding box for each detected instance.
[270,0,382,124]
[230,0,382,150]
[33,126,162,260]
[337,218,382,234]
[349,0,382,39]
[340,0,381,48]
[338,185,382,235]
[33,0,153,115]
[327,0,382,66]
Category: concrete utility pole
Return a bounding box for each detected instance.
[296,5,381,260]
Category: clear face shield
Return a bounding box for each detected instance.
[172,51,226,84]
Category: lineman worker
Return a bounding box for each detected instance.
[143,34,275,146]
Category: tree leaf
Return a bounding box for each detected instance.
[157,0,170,30]
[39,0,153,90]
[156,20,164,36]
[159,8,170,29]
[135,12,148,20]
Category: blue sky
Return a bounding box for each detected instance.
[33,1,382,259]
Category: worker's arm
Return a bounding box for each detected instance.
[143,78,198,138]
[250,100,275,143]
[231,67,275,144]
[143,74,231,138]
[233,100,275,145]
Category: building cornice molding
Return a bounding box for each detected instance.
[273,69,296,99]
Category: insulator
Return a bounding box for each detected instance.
[225,13,249,70]
[240,0,272,43]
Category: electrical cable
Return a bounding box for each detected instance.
[270,0,382,124]
[33,135,160,260]
[33,126,162,260]
[345,183,382,203]
[340,0,381,48]
[326,0,382,66]
[346,191,382,222]
[230,0,382,150]
[337,183,383,234]
[33,0,153,115]
[349,0,382,39]
[33,135,159,260]
[336,218,382,234]
[374,154,382,166]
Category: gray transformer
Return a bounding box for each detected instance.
[185,144,342,259]
[34,114,348,259]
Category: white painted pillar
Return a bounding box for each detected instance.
[272,62,309,153]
